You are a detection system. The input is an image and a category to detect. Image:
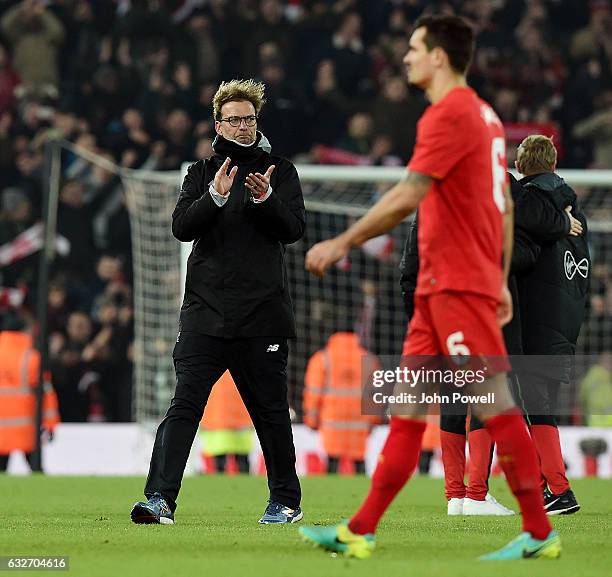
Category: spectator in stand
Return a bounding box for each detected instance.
[1,0,64,99]
[105,108,151,166]
[372,76,427,159]
[243,0,294,78]
[12,146,44,216]
[59,0,104,111]
[309,59,351,146]
[56,179,101,280]
[87,63,136,135]
[193,82,216,128]
[573,90,612,168]
[385,36,411,78]
[321,11,370,97]
[169,62,197,116]
[47,276,70,338]
[0,44,20,116]
[0,188,32,245]
[111,0,172,63]
[494,88,520,123]
[513,25,559,107]
[368,134,402,166]
[182,11,219,84]
[335,112,373,155]
[83,296,134,422]
[193,137,214,162]
[156,109,193,170]
[258,60,308,157]
[104,192,133,279]
[49,310,96,422]
[80,254,126,314]
[0,188,35,287]
[570,0,612,70]
[0,112,13,189]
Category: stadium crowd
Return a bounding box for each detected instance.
[0,0,611,423]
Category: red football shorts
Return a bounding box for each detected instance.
[402,291,510,375]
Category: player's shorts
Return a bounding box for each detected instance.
[402,291,510,375]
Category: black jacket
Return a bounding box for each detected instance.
[172,132,306,338]
[398,212,419,320]
[516,172,590,361]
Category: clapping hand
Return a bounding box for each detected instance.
[246,165,275,200]
[214,157,238,196]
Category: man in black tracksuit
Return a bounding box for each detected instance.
[131,80,305,525]
[512,134,590,515]
[399,161,584,515]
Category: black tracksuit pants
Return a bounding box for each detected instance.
[512,371,560,427]
[144,333,301,511]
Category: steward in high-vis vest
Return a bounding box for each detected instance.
[303,332,380,474]
[0,322,60,471]
[200,370,254,474]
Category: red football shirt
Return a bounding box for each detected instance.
[408,86,508,301]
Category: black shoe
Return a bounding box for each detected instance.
[544,488,580,515]
[131,492,175,525]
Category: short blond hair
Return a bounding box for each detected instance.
[212,79,266,120]
[516,135,557,175]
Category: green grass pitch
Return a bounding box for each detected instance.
[1,475,610,576]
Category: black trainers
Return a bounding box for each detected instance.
[544,488,580,515]
[131,492,175,525]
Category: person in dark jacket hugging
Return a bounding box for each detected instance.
[512,135,589,516]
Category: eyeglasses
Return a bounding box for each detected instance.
[218,115,258,127]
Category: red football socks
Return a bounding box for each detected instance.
[530,424,570,495]
[441,431,467,500]
[466,428,493,501]
[485,409,552,540]
[348,417,426,535]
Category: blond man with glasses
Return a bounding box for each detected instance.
[131,79,305,526]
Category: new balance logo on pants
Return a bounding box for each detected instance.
[267,344,279,352]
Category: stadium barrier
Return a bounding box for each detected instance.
[6,424,612,478]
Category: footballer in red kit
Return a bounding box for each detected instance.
[403,86,510,366]
[301,14,560,561]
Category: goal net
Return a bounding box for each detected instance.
[124,164,612,423]
[120,170,183,422]
[49,144,612,424]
